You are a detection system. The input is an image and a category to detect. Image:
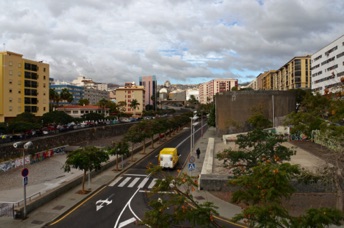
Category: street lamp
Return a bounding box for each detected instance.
[13,141,33,219]
[190,112,198,154]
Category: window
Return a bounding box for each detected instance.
[9,61,13,66]
[9,70,13,75]
[9,89,12,93]
[18,63,21,68]
[9,106,12,111]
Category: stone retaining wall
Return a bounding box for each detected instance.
[0,123,135,161]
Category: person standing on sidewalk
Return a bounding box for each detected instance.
[196,148,200,159]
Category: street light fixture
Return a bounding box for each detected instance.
[13,141,33,219]
[190,112,198,154]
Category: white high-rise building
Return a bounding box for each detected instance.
[311,35,344,95]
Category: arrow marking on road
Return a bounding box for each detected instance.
[96,194,114,211]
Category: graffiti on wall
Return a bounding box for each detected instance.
[0,145,67,173]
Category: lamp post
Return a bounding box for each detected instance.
[190,111,198,154]
[13,141,33,219]
[190,117,193,154]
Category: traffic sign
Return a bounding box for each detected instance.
[23,176,28,186]
[21,168,29,177]
[189,156,195,163]
[188,163,195,171]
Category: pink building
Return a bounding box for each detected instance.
[139,75,157,110]
[199,79,238,104]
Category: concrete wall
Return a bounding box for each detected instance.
[0,123,135,161]
[215,90,296,135]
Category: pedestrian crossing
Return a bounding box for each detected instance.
[109,174,158,189]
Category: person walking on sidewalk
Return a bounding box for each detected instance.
[196,148,200,159]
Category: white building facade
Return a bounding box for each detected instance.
[311,35,344,95]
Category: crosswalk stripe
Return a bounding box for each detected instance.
[128,177,140,188]
[148,178,157,189]
[137,177,149,189]
[118,177,132,187]
[108,177,123,187]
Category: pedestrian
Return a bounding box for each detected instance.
[196,148,200,159]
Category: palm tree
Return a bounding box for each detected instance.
[129,99,140,116]
[60,88,73,105]
[49,88,60,110]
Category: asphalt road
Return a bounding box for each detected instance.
[48,130,191,228]
[48,127,241,228]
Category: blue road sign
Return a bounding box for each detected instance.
[23,176,28,186]
[188,163,195,171]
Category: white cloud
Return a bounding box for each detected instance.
[0,0,343,85]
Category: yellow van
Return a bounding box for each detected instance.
[158,148,179,169]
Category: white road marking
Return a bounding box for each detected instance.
[148,178,157,189]
[118,177,132,187]
[128,177,140,188]
[118,217,136,228]
[108,177,123,187]
[137,177,149,189]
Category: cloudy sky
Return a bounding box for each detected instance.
[1,0,343,85]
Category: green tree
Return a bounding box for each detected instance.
[218,128,344,227]
[124,124,144,161]
[217,128,295,176]
[247,105,272,130]
[108,141,129,171]
[117,101,127,116]
[60,88,73,104]
[130,99,140,116]
[97,98,109,115]
[50,88,60,110]
[230,162,344,227]
[207,104,215,127]
[42,111,74,125]
[63,146,109,193]
[78,98,90,106]
[142,165,220,227]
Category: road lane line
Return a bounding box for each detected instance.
[123,174,147,177]
[108,177,123,187]
[128,177,140,188]
[114,188,141,228]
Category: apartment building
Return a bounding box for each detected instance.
[257,56,311,91]
[50,82,84,105]
[115,83,145,116]
[198,78,238,104]
[139,75,157,110]
[0,51,49,122]
[311,35,344,95]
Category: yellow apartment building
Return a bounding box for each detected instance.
[0,51,49,122]
[257,55,311,91]
[115,83,145,116]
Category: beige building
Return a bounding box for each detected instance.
[199,78,238,104]
[257,56,311,91]
[115,83,145,116]
[0,51,49,122]
[56,105,109,118]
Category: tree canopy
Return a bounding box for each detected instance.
[64,146,109,193]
